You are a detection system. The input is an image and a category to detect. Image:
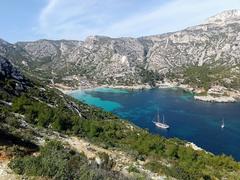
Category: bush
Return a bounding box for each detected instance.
[127,165,140,173]
[97,152,115,170]
[9,141,125,180]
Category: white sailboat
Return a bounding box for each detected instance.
[153,112,170,129]
[221,118,225,129]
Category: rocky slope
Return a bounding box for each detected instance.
[1,40,240,179]
[0,55,30,97]
[0,56,24,83]
[0,10,240,90]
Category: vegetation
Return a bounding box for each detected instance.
[1,72,240,179]
[139,67,163,87]
[7,93,240,179]
[182,64,240,91]
[128,165,140,173]
[9,141,126,180]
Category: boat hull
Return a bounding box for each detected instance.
[153,121,170,129]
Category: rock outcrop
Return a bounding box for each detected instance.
[0,56,28,94]
[0,56,23,81]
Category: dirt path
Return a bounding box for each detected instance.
[64,137,133,171]
[0,160,20,180]
[63,136,166,180]
[0,135,166,180]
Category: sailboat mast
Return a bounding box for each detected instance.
[157,110,160,122]
[221,118,225,128]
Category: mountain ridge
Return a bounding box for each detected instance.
[1,10,240,179]
[0,10,240,94]
[205,9,240,25]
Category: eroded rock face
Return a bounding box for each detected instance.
[0,39,12,57]
[205,9,240,25]
[0,10,240,86]
[0,56,23,80]
[0,56,28,93]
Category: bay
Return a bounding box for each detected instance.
[69,87,240,161]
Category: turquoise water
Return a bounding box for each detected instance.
[70,90,122,111]
[92,87,128,94]
[69,88,240,161]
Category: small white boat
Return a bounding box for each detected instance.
[153,112,170,129]
[221,118,225,129]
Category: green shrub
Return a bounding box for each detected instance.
[9,141,125,180]
[8,90,240,179]
[128,165,140,173]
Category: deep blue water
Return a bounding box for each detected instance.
[69,87,240,161]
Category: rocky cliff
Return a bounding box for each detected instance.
[0,10,240,88]
[0,56,29,95]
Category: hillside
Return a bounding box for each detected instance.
[1,52,240,178]
[0,10,239,93]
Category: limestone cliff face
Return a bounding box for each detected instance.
[0,56,23,81]
[1,10,240,86]
[0,56,29,94]
[205,9,240,25]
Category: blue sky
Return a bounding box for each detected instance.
[1,0,240,43]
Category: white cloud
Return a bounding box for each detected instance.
[36,0,240,40]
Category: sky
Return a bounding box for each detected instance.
[1,0,240,43]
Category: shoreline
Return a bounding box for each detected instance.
[194,95,236,103]
[51,82,240,103]
[102,84,152,90]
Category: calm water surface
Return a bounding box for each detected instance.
[69,87,240,161]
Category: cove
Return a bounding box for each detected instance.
[69,87,240,161]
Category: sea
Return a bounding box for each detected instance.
[69,87,240,161]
